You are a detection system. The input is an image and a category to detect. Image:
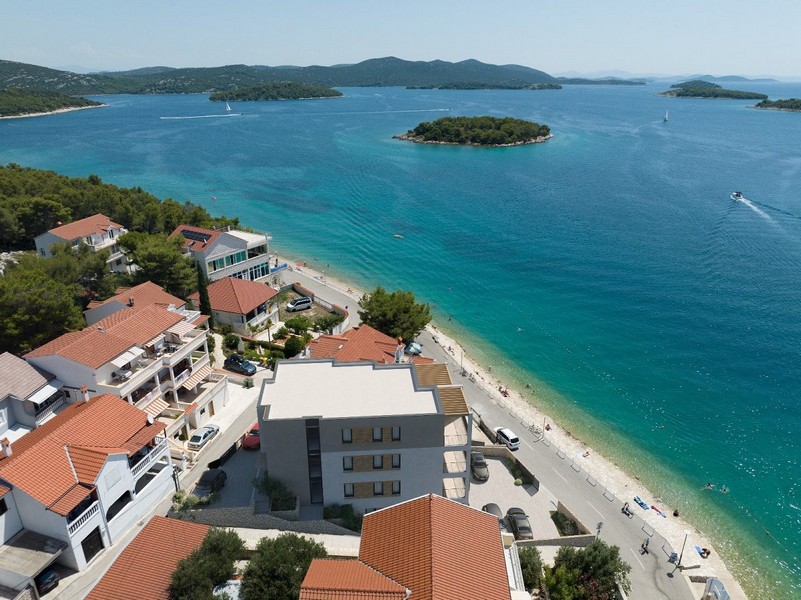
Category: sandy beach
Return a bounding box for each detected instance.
[275,252,747,599]
[0,104,106,120]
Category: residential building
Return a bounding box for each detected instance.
[171,224,283,283]
[0,394,174,588]
[188,276,278,336]
[308,324,434,365]
[24,304,226,444]
[258,360,471,513]
[84,281,186,326]
[0,353,66,442]
[34,213,129,273]
[300,493,513,600]
[85,516,209,600]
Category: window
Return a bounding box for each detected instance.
[342,428,352,444]
[391,426,401,441]
[373,455,383,469]
[344,483,354,497]
[343,456,353,471]
[0,498,7,516]
[392,454,401,469]
[373,482,384,496]
[392,481,401,495]
[372,427,383,442]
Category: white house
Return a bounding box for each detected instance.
[188,276,278,336]
[0,394,174,592]
[34,213,129,273]
[84,280,187,326]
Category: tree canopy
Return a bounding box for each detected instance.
[358,286,432,341]
[240,533,327,600]
[170,528,245,600]
[0,88,102,118]
[662,80,767,99]
[119,232,196,298]
[209,82,342,102]
[398,116,551,146]
[544,540,631,600]
[754,98,801,111]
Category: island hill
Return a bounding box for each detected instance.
[0,88,102,118]
[209,82,342,102]
[658,79,767,100]
[395,116,552,147]
[408,82,562,90]
[752,98,801,112]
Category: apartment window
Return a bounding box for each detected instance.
[0,498,7,516]
[343,456,353,471]
[391,426,401,441]
[373,482,384,496]
[344,483,354,498]
[373,455,383,470]
[392,454,401,469]
[342,428,352,444]
[372,427,383,442]
[392,481,401,495]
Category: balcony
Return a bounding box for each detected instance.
[130,437,169,478]
[35,395,65,426]
[104,357,161,391]
[444,416,469,447]
[133,387,161,407]
[443,450,467,474]
[67,501,100,536]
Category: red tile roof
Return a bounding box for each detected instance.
[86,516,209,600]
[0,484,10,498]
[47,214,123,241]
[358,494,511,600]
[309,325,402,364]
[188,277,277,315]
[170,224,222,252]
[0,394,166,515]
[301,559,408,600]
[88,281,185,311]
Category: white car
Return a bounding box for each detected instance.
[286,296,312,312]
[188,424,220,450]
[493,427,520,450]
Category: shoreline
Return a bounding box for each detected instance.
[274,253,747,599]
[393,132,553,147]
[0,104,106,120]
[748,105,801,112]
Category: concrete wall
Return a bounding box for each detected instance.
[0,491,23,544]
[84,301,127,326]
[24,356,95,402]
[262,419,310,504]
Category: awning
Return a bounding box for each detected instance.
[168,320,195,339]
[143,398,169,418]
[28,379,63,405]
[146,333,165,347]
[110,347,145,369]
[181,364,212,390]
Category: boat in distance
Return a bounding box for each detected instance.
[731,191,745,201]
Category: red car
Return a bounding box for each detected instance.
[243,422,260,450]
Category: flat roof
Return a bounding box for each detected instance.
[0,530,67,580]
[261,360,438,420]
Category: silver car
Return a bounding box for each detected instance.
[188,424,220,450]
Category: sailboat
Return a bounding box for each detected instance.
[663,110,669,122]
[225,102,232,112]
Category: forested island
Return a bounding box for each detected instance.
[209,82,342,102]
[0,88,102,118]
[408,82,561,90]
[394,116,551,147]
[658,80,767,100]
[752,98,801,112]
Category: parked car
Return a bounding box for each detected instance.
[243,422,260,450]
[224,353,256,376]
[208,443,237,468]
[187,424,220,450]
[506,507,533,540]
[471,450,489,482]
[493,426,520,450]
[286,296,313,312]
[194,468,227,498]
[34,567,60,595]
[404,341,422,356]
[482,503,504,521]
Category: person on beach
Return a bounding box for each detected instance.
[641,538,650,553]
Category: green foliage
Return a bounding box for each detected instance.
[403,116,550,146]
[274,326,289,339]
[664,80,767,99]
[755,98,801,110]
[223,333,240,350]
[519,546,544,591]
[0,88,102,118]
[545,540,632,600]
[240,533,327,600]
[119,232,196,297]
[196,264,214,328]
[313,312,345,332]
[284,315,313,334]
[358,286,431,341]
[282,335,306,358]
[169,528,244,600]
[206,334,216,353]
[551,511,581,536]
[209,82,342,101]
[324,504,363,532]
[253,474,296,511]
[427,82,562,90]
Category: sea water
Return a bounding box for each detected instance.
[2,85,800,598]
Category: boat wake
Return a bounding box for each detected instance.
[732,194,774,223]
[160,114,243,120]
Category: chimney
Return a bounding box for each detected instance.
[97,326,105,333]
[1,438,11,458]
[128,296,135,307]
[81,385,90,403]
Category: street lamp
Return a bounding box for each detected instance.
[677,530,690,569]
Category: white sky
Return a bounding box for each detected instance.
[2,0,798,77]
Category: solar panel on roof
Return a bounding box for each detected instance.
[181,229,211,243]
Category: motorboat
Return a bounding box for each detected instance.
[731,191,744,201]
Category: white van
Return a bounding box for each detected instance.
[286,296,313,312]
[493,427,520,450]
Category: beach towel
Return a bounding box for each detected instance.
[634,496,650,510]
[695,545,704,556]
[651,505,667,518]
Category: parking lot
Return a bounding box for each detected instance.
[193,445,263,509]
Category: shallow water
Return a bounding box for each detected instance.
[2,84,800,598]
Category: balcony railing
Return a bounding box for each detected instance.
[131,438,168,478]
[134,388,160,408]
[173,369,190,386]
[67,501,100,536]
[35,396,65,425]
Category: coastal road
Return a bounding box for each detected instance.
[417,330,696,600]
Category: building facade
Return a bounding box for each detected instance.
[188,276,279,336]
[34,213,129,273]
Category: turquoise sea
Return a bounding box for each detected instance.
[2,85,801,598]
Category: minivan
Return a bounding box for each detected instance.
[493,427,520,450]
[286,296,312,312]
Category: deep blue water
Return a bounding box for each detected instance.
[2,85,801,598]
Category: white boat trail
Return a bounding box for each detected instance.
[160,114,243,120]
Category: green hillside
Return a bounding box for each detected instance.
[209,82,342,101]
[0,88,102,117]
[660,80,767,100]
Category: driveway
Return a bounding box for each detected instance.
[197,447,262,509]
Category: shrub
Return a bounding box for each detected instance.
[514,478,523,486]
[313,313,345,332]
[324,504,363,532]
[206,334,216,353]
[170,528,245,600]
[551,511,581,536]
[223,333,240,350]
[240,533,326,600]
[285,315,313,334]
[519,546,544,591]
[253,474,296,511]
[275,326,289,339]
[283,335,305,358]
[218,324,233,335]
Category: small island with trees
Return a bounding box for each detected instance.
[752,98,801,112]
[395,116,552,147]
[658,80,767,100]
[209,82,342,102]
[0,88,103,118]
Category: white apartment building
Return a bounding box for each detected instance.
[34,213,129,273]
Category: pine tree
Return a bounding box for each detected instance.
[196,263,214,328]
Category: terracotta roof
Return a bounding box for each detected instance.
[414,363,452,387]
[0,484,10,498]
[86,516,209,600]
[46,214,123,241]
[0,394,166,515]
[170,224,222,252]
[49,484,95,516]
[188,277,277,315]
[89,281,185,311]
[25,305,185,368]
[359,494,511,600]
[301,559,408,600]
[0,352,56,401]
[309,325,401,364]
